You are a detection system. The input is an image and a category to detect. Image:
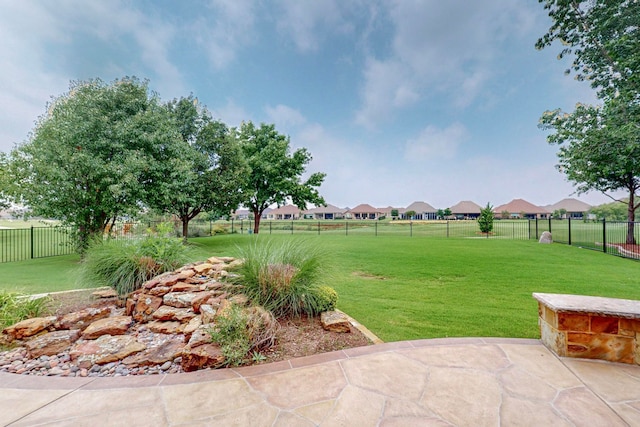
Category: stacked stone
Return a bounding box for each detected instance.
[1,256,245,376]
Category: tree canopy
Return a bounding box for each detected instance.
[478,203,494,234]
[537,0,640,243]
[6,77,180,251]
[236,122,326,233]
[147,96,247,239]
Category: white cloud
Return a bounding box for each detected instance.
[265,105,307,129]
[211,99,252,128]
[194,0,257,69]
[355,1,540,127]
[405,123,467,161]
[273,0,355,52]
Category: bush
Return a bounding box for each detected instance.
[78,234,191,296]
[310,286,338,313]
[208,303,251,366]
[478,203,494,234]
[233,239,332,317]
[0,291,49,330]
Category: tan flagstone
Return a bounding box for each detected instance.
[499,365,560,401]
[341,352,428,400]
[383,398,438,419]
[500,395,572,427]
[402,343,510,371]
[193,401,279,427]
[553,387,626,426]
[380,416,452,427]
[0,389,69,426]
[293,399,336,425]
[609,402,640,427]
[273,410,316,427]
[322,385,385,426]
[246,362,347,409]
[421,366,501,426]
[161,378,265,424]
[561,358,640,402]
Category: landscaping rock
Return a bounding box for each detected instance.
[151,306,196,323]
[91,288,119,299]
[321,311,351,333]
[163,292,198,308]
[539,231,553,244]
[2,316,57,341]
[147,320,184,334]
[121,339,184,366]
[82,316,132,339]
[181,343,224,372]
[57,306,111,330]
[132,295,163,322]
[25,330,81,358]
[72,334,146,366]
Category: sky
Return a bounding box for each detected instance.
[0,0,619,210]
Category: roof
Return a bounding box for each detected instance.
[544,198,592,212]
[450,200,482,214]
[305,204,347,214]
[348,204,380,213]
[404,201,437,213]
[493,199,549,214]
[269,205,302,215]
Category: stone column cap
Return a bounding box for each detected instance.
[533,292,640,319]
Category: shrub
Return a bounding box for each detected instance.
[478,203,494,234]
[310,285,338,313]
[208,303,251,366]
[0,291,49,330]
[232,239,332,317]
[78,234,191,296]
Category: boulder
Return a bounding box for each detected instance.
[151,306,196,323]
[72,334,145,366]
[121,339,184,366]
[82,316,132,339]
[321,311,351,333]
[25,329,81,358]
[132,295,163,322]
[539,231,553,244]
[57,306,112,330]
[147,320,184,334]
[2,316,57,341]
[181,343,224,372]
[193,263,214,274]
[163,292,198,308]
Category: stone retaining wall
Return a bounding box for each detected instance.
[534,292,640,365]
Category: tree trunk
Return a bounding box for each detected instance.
[627,192,636,245]
[253,210,262,234]
[182,216,189,242]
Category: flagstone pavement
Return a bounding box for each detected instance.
[1,337,640,426]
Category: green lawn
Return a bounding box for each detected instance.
[1,234,639,343]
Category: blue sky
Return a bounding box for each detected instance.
[0,0,616,209]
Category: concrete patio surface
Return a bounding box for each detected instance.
[1,337,640,426]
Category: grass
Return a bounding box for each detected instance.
[1,234,639,344]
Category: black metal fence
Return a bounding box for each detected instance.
[2,218,640,263]
[0,226,77,263]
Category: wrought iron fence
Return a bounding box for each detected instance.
[2,218,639,263]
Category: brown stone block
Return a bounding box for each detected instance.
[558,313,589,331]
[590,316,619,334]
[567,332,634,364]
[620,319,640,336]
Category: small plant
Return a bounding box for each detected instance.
[0,291,49,330]
[310,285,338,313]
[478,203,494,234]
[233,239,331,317]
[251,350,267,363]
[78,233,191,296]
[209,303,251,366]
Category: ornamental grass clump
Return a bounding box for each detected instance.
[0,291,49,331]
[78,230,191,296]
[233,239,337,317]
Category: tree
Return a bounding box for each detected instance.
[478,203,494,234]
[537,0,640,244]
[147,96,247,240]
[443,208,452,218]
[6,77,179,252]
[391,208,399,219]
[236,122,326,234]
[405,210,416,220]
[0,152,10,210]
[436,209,444,219]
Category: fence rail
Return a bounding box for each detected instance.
[2,218,640,263]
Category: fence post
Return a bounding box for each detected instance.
[568,217,572,246]
[528,219,531,240]
[446,220,449,238]
[291,220,294,235]
[346,221,348,236]
[270,221,272,234]
[375,221,378,236]
[548,216,552,234]
[535,218,539,240]
[410,221,413,237]
[30,226,34,259]
[318,221,320,235]
[602,218,607,253]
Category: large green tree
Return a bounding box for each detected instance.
[6,77,181,251]
[148,96,247,239]
[236,122,326,234]
[537,0,640,243]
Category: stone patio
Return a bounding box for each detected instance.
[2,337,639,426]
